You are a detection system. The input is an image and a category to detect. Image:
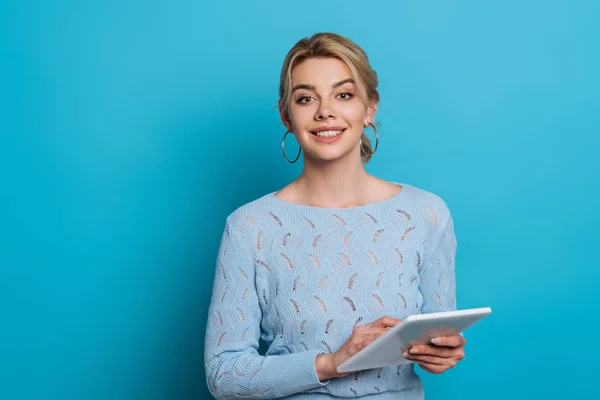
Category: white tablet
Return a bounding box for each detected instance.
[336,307,492,373]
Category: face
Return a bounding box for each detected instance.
[280,57,377,163]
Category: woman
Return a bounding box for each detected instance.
[204,32,465,399]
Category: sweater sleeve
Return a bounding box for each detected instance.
[419,202,458,314]
[204,216,329,399]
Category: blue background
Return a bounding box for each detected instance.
[1,1,598,399]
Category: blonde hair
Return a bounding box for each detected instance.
[279,32,380,164]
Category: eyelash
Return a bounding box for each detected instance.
[295,91,355,104]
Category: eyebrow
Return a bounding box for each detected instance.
[291,78,355,93]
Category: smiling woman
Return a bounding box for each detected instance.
[283,60,371,161]
[279,34,380,165]
[204,32,464,399]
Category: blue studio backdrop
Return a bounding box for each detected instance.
[1,1,599,399]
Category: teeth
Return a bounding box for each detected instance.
[315,130,343,137]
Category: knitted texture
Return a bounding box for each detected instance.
[204,183,457,399]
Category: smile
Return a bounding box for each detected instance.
[311,128,347,141]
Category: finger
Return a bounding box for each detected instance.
[430,335,466,348]
[358,333,379,343]
[365,316,401,328]
[350,335,376,353]
[353,326,389,336]
[365,327,390,334]
[358,331,387,343]
[404,353,458,367]
[407,344,462,358]
[353,329,389,351]
[353,340,373,353]
[416,362,448,374]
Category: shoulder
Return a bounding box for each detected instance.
[222,192,279,234]
[397,182,453,226]
[401,183,450,208]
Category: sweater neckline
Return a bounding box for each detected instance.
[267,182,409,212]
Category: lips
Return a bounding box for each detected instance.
[310,128,346,143]
[310,127,347,138]
[312,129,345,138]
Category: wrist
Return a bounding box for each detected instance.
[315,353,336,381]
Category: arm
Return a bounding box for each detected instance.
[404,201,464,373]
[204,216,329,399]
[419,201,457,314]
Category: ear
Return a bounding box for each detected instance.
[364,100,378,127]
[279,101,293,132]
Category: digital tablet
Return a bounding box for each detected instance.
[336,307,492,373]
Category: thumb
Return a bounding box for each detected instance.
[366,316,401,329]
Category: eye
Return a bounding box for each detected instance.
[337,92,354,100]
[296,96,314,104]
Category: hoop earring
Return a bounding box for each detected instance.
[360,124,379,156]
[370,123,379,155]
[281,130,301,164]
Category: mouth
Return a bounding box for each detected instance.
[310,128,347,141]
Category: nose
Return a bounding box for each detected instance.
[315,99,336,120]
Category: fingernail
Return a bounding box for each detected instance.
[409,348,419,354]
[403,351,409,357]
[431,338,441,345]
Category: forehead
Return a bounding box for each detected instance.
[291,57,354,87]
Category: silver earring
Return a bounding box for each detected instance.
[371,127,379,154]
[282,130,301,164]
[360,124,379,156]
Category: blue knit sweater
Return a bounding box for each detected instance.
[204,183,457,399]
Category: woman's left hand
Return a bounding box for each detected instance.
[403,335,466,374]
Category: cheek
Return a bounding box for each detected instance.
[339,105,367,128]
[339,101,367,119]
[288,106,315,129]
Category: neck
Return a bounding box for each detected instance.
[296,151,372,208]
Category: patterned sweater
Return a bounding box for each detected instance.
[204,183,457,399]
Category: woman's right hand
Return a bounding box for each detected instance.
[315,316,400,381]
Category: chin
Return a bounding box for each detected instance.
[305,148,357,163]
